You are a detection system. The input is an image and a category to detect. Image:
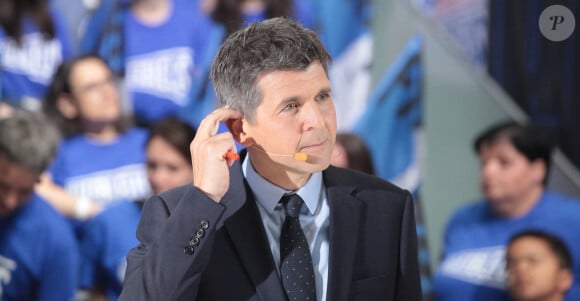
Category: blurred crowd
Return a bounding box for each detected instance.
[1,0,579,301]
[0,0,371,300]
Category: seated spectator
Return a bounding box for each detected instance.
[0,0,73,111]
[205,0,315,36]
[0,110,79,300]
[80,0,216,126]
[330,132,375,174]
[37,55,150,221]
[506,230,573,301]
[433,121,580,301]
[78,117,196,301]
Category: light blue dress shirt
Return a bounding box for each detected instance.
[242,155,330,301]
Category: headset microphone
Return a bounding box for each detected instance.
[263,151,308,162]
[254,147,308,161]
[225,149,308,162]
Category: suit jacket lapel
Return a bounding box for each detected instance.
[223,181,287,301]
[325,173,362,301]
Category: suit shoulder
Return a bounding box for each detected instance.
[325,165,406,194]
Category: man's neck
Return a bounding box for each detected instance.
[493,186,543,218]
[248,152,311,191]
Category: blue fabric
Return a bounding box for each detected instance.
[49,128,151,206]
[353,35,422,181]
[434,191,580,301]
[123,0,212,123]
[80,0,130,75]
[81,0,215,124]
[0,195,79,301]
[178,22,225,129]
[79,201,142,301]
[292,0,316,29]
[312,0,371,58]
[0,7,73,109]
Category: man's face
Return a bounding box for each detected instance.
[241,61,337,183]
[146,136,193,195]
[478,139,543,204]
[507,236,572,301]
[0,155,39,217]
[68,58,121,125]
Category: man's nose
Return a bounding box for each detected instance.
[1,192,21,212]
[302,102,325,129]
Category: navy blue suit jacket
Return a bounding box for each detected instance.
[119,157,421,301]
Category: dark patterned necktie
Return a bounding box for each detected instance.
[279,193,316,301]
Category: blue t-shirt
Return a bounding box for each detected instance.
[49,128,151,206]
[0,195,79,301]
[122,0,214,123]
[433,191,580,301]
[0,8,73,110]
[241,0,315,29]
[79,201,142,301]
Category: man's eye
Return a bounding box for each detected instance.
[317,92,330,101]
[282,103,299,111]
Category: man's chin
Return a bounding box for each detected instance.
[483,188,502,202]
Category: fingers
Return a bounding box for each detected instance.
[189,107,243,202]
[190,130,237,202]
[190,131,236,162]
[197,106,243,138]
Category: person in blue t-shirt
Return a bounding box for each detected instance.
[0,110,79,301]
[205,0,315,36]
[0,0,73,112]
[36,55,150,222]
[79,117,196,300]
[80,0,217,126]
[433,121,580,301]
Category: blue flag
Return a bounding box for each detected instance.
[353,34,433,299]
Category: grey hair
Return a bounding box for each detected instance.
[0,110,60,174]
[210,17,332,122]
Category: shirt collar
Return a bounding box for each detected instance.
[242,154,322,216]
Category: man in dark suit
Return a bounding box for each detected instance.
[119,17,421,301]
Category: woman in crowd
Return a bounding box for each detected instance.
[330,132,375,175]
[78,117,195,301]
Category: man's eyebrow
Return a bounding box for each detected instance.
[278,96,300,106]
[277,87,332,107]
[319,87,332,94]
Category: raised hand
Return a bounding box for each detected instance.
[190,107,243,202]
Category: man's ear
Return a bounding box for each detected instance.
[530,159,547,185]
[226,118,254,147]
[557,269,573,293]
[56,94,78,119]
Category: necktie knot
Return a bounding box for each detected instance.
[281,193,304,218]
